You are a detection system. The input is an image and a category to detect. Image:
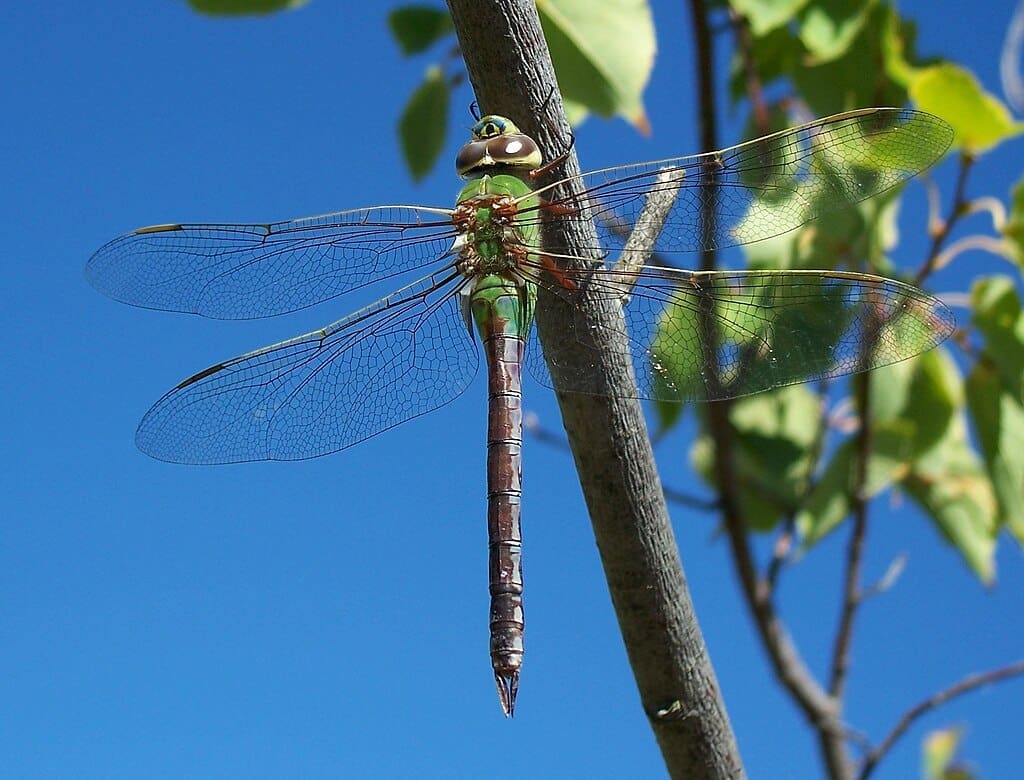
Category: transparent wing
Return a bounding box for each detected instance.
[526,267,956,402]
[86,206,457,319]
[136,270,476,463]
[523,108,953,256]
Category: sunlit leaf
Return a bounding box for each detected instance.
[907,455,997,582]
[798,0,873,63]
[793,4,909,115]
[869,346,958,456]
[797,356,946,546]
[651,298,702,431]
[858,349,996,579]
[730,0,809,36]
[798,417,919,544]
[910,63,1024,153]
[388,6,453,56]
[922,727,977,780]
[966,361,1024,542]
[538,0,654,131]
[398,66,450,181]
[693,385,820,530]
[797,440,852,543]
[971,275,1024,398]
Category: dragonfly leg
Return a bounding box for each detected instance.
[536,251,579,291]
[528,131,575,181]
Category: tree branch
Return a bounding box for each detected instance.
[857,660,1024,779]
[702,3,852,776]
[692,3,851,773]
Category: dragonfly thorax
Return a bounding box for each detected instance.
[452,190,531,280]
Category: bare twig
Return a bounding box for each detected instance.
[729,9,771,136]
[963,195,1008,230]
[828,371,871,703]
[915,154,975,286]
[932,234,1018,271]
[764,517,796,589]
[689,0,852,775]
[1001,0,1024,113]
[613,168,683,298]
[857,661,1024,779]
[526,414,718,511]
[860,554,907,600]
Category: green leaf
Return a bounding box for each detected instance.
[796,440,852,544]
[797,418,926,545]
[798,0,874,64]
[693,385,821,530]
[792,4,909,115]
[864,349,998,580]
[967,361,1024,542]
[909,63,1024,154]
[1004,174,1024,267]
[923,727,964,780]
[538,0,655,131]
[869,347,958,456]
[189,0,306,13]
[730,0,809,36]
[880,5,922,87]
[388,6,453,56]
[971,275,1024,398]
[398,67,450,182]
[728,28,799,104]
[799,349,963,547]
[905,446,997,583]
[650,297,702,429]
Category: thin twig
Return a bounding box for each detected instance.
[1001,0,1024,113]
[526,413,719,512]
[828,200,891,711]
[915,154,975,286]
[613,168,683,298]
[689,1,847,775]
[963,195,1008,230]
[932,234,1017,271]
[764,517,795,588]
[860,554,907,600]
[729,9,771,136]
[664,485,721,512]
[828,371,870,702]
[857,660,1024,779]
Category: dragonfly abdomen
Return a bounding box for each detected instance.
[470,275,537,717]
[485,329,526,718]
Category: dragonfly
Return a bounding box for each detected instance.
[86,106,955,717]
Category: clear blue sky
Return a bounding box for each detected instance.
[2,2,1021,778]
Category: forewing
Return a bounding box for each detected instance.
[525,108,953,257]
[86,206,456,319]
[136,270,476,463]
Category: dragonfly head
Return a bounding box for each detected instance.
[456,115,542,178]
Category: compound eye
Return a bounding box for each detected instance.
[472,115,518,140]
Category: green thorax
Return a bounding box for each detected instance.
[455,174,539,271]
[452,115,545,342]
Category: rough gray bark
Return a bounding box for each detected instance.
[445,1,744,776]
